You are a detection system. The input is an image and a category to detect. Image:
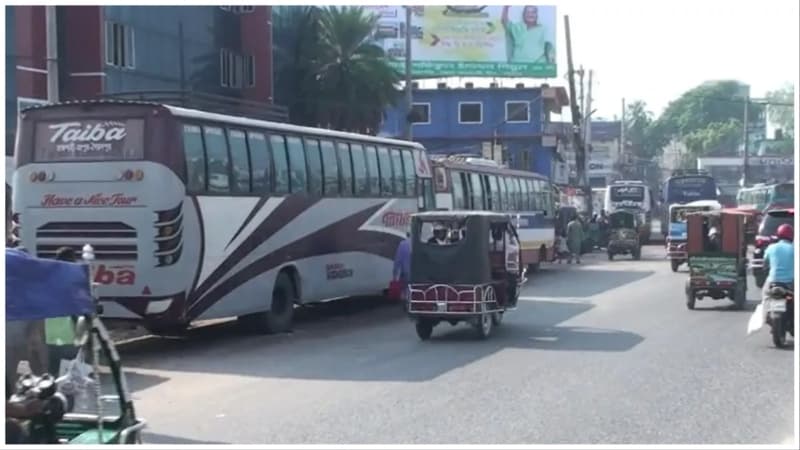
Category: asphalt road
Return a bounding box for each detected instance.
[117,246,795,445]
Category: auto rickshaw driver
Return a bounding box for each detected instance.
[428,223,449,245]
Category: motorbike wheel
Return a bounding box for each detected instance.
[771,316,787,348]
[670,259,680,272]
[415,320,434,340]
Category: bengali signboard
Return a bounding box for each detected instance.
[366,5,557,77]
[34,119,144,162]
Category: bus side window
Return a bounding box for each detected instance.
[376,146,393,197]
[182,124,206,193]
[532,179,541,210]
[336,142,354,196]
[202,126,230,194]
[488,176,500,211]
[247,131,271,193]
[286,136,307,193]
[350,143,369,196]
[469,172,485,210]
[319,140,339,196]
[390,149,405,196]
[227,129,251,194]
[521,178,531,211]
[364,145,380,196]
[497,176,508,210]
[451,170,465,208]
[304,138,323,197]
[401,150,416,197]
[269,135,290,194]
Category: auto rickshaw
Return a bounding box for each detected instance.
[683,209,748,310]
[407,211,525,340]
[666,200,722,272]
[606,210,641,260]
[6,248,145,444]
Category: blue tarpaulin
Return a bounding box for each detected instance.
[5,249,94,321]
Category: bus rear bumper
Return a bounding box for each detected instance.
[99,293,188,329]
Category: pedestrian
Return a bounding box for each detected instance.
[46,247,79,375]
[566,215,584,264]
[392,231,412,306]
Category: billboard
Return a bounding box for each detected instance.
[366,5,557,78]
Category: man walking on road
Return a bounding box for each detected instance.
[392,231,412,304]
[566,216,584,264]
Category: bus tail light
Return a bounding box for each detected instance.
[29,171,48,182]
[154,204,183,267]
[119,169,145,182]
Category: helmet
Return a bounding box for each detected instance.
[776,224,793,241]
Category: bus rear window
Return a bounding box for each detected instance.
[34,119,144,162]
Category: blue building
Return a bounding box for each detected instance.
[380,82,569,181]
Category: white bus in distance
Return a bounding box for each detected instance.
[430,155,556,272]
[13,100,435,334]
[604,180,654,243]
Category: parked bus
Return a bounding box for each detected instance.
[430,155,556,272]
[604,180,654,243]
[12,100,435,333]
[660,170,718,237]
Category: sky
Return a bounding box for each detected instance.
[409,0,799,122]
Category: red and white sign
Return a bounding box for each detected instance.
[41,193,138,208]
[382,211,412,228]
[94,264,136,285]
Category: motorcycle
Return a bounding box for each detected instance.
[764,283,794,348]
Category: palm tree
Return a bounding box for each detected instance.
[273,6,401,134]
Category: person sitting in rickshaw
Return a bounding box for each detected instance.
[428,223,449,245]
[705,226,721,252]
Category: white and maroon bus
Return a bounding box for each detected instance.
[13,100,434,333]
[430,155,556,271]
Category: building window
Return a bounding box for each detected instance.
[505,101,529,123]
[105,21,135,68]
[411,103,430,124]
[220,50,255,88]
[458,102,482,124]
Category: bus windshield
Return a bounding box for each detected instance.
[666,176,717,203]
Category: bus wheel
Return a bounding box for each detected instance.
[239,272,295,334]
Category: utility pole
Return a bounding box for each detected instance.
[563,15,591,216]
[45,5,59,103]
[742,92,750,186]
[578,65,585,122]
[584,69,593,151]
[403,6,413,141]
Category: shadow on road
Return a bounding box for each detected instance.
[690,299,760,312]
[527,269,654,298]
[116,298,644,383]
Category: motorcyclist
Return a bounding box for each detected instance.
[763,223,794,296]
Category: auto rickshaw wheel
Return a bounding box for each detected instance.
[415,320,434,340]
[685,289,696,310]
[670,259,680,272]
[475,313,493,339]
[491,311,504,326]
[633,247,641,260]
[607,252,614,261]
[732,284,746,310]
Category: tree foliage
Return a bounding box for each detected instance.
[623,100,657,159]
[273,6,401,134]
[648,80,765,158]
[765,83,795,138]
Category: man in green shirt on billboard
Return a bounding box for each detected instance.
[501,5,553,64]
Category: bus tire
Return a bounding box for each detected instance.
[239,272,295,334]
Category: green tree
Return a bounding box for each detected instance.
[273,6,401,134]
[649,80,765,157]
[765,83,794,138]
[623,100,657,159]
